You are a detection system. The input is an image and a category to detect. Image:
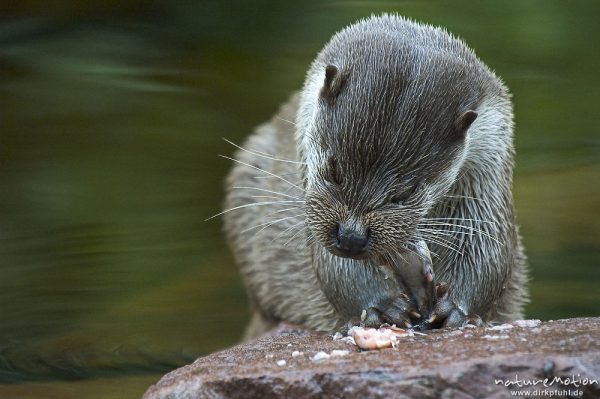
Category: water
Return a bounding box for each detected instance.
[1,1,598,397]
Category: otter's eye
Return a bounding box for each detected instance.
[390,183,418,204]
[328,156,343,185]
[390,192,409,204]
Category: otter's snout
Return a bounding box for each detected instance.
[332,222,370,258]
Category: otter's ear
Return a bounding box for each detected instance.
[453,110,478,141]
[320,64,348,102]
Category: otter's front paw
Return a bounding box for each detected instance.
[422,283,483,329]
[358,294,422,329]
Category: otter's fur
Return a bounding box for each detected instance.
[223,15,528,339]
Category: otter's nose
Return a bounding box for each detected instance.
[333,222,370,257]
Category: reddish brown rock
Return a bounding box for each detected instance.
[143,318,600,399]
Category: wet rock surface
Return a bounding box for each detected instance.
[143,318,600,399]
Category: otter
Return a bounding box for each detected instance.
[221,14,528,339]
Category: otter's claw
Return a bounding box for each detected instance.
[424,283,483,329]
[359,294,420,329]
[410,241,483,330]
[357,240,483,331]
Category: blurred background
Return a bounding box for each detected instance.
[0,1,598,398]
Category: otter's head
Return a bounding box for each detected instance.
[296,20,487,261]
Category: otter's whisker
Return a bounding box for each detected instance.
[284,224,309,247]
[396,249,409,264]
[419,227,494,252]
[421,220,493,234]
[428,248,441,259]
[305,230,317,247]
[403,239,441,259]
[379,253,392,270]
[252,171,302,180]
[417,228,472,252]
[241,214,303,234]
[250,195,295,200]
[223,137,286,159]
[419,234,464,256]
[389,247,408,265]
[419,222,502,246]
[271,221,301,243]
[422,239,463,257]
[219,155,304,192]
[422,217,497,226]
[272,220,305,245]
[266,206,302,216]
[289,227,311,250]
[275,116,297,126]
[417,228,474,244]
[206,200,303,220]
[443,194,490,204]
[418,231,463,254]
[232,186,303,200]
[418,228,471,239]
[399,241,432,264]
[223,138,307,165]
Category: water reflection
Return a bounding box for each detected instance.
[0,1,598,397]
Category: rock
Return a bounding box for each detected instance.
[143,318,600,399]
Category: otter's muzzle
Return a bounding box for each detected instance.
[333,222,370,258]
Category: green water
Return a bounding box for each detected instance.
[1,1,598,397]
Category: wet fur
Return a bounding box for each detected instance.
[223,15,528,339]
